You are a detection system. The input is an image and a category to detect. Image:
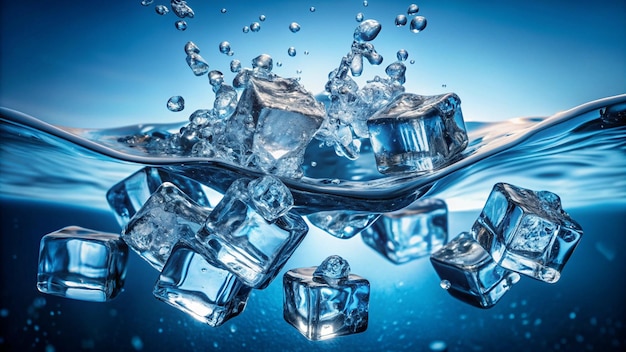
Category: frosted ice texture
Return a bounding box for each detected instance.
[153,241,251,327]
[307,210,381,239]
[106,167,220,227]
[122,182,210,271]
[367,93,468,174]
[430,232,520,308]
[283,256,369,341]
[471,183,583,283]
[362,198,448,264]
[37,226,128,302]
[196,178,308,288]
[227,76,326,177]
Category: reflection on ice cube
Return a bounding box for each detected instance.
[106,167,221,227]
[197,178,308,288]
[283,256,369,340]
[37,226,128,302]
[362,198,448,264]
[471,183,583,283]
[430,232,520,309]
[122,182,211,271]
[307,210,380,239]
[367,93,468,174]
[153,241,251,327]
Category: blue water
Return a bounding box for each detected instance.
[0,95,625,351]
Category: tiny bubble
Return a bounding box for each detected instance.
[220,8,227,14]
[569,312,576,319]
[288,47,296,57]
[289,22,301,33]
[304,50,310,55]
[243,26,250,33]
[140,0,153,6]
[276,61,283,67]
[356,12,364,22]
[201,268,207,272]
[175,20,187,31]
[410,59,415,64]
[131,336,143,351]
[309,6,316,12]
[439,280,451,290]
[363,0,368,7]
[155,5,169,15]
[442,84,447,88]
[250,22,261,32]
[311,162,317,167]
[259,14,266,21]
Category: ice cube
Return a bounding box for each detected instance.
[247,175,294,222]
[122,182,211,271]
[227,76,326,177]
[471,183,583,283]
[153,240,251,327]
[37,226,128,302]
[283,255,369,341]
[196,178,308,288]
[367,93,468,174]
[362,198,448,264]
[307,210,380,239]
[106,167,221,227]
[430,232,520,308]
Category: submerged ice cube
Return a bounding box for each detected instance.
[367,93,468,174]
[471,183,583,283]
[430,232,520,308]
[283,255,369,341]
[106,167,220,227]
[196,178,308,288]
[37,226,128,302]
[362,198,448,264]
[153,241,251,327]
[122,182,210,271]
[307,211,380,239]
[247,175,294,222]
[228,76,326,177]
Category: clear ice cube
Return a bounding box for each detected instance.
[106,167,221,227]
[153,241,251,327]
[430,232,520,309]
[227,76,326,177]
[247,175,294,222]
[307,210,380,239]
[367,93,468,174]
[122,182,211,271]
[471,183,583,283]
[37,226,128,302]
[362,198,448,264]
[196,178,308,288]
[283,255,369,341]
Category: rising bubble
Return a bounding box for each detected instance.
[175,20,187,31]
[354,19,382,42]
[309,6,316,12]
[304,50,310,55]
[155,5,169,15]
[289,22,301,33]
[184,41,199,54]
[410,59,415,64]
[219,41,231,54]
[363,0,368,7]
[407,4,419,15]
[288,47,297,57]
[259,14,266,21]
[220,8,226,14]
[140,0,154,6]
[395,14,408,27]
[208,70,224,87]
[355,12,364,22]
[252,54,273,71]
[410,16,427,33]
[440,280,451,290]
[250,22,261,32]
[396,49,408,61]
[242,26,250,33]
[167,96,185,112]
[276,61,283,67]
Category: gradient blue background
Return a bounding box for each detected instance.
[1,0,625,127]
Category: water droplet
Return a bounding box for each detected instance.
[276,61,282,67]
[397,49,408,61]
[219,41,231,54]
[201,267,207,273]
[429,340,447,352]
[250,22,261,32]
[410,59,415,64]
[155,5,169,15]
[354,19,382,42]
[175,20,187,31]
[289,22,301,33]
[311,161,317,167]
[304,50,310,55]
[363,0,368,7]
[140,0,153,6]
[296,69,302,74]
[407,4,419,15]
[220,8,227,14]
[242,26,250,33]
[167,96,185,112]
[227,51,234,56]
[208,70,224,87]
[252,54,273,71]
[441,84,447,88]
[287,47,296,57]
[184,41,200,54]
[410,16,427,33]
[440,279,451,290]
[259,14,266,21]
[230,59,241,73]
[395,14,408,27]
[355,12,364,22]
[309,6,316,12]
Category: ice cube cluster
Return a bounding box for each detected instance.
[430,183,583,308]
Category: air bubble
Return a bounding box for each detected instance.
[363,0,368,7]
[243,26,250,33]
[289,22,301,33]
[175,20,187,31]
[230,59,241,73]
[395,14,408,27]
[250,22,261,32]
[440,280,451,290]
[309,6,316,12]
[140,0,153,6]
[220,8,226,14]
[259,14,266,21]
[288,47,296,57]
[304,50,310,55]
[355,12,364,22]
[167,96,185,112]
[354,19,382,42]
[410,16,427,33]
[155,5,169,15]
[219,41,231,54]
[407,4,419,15]
[397,49,408,61]
[410,59,415,64]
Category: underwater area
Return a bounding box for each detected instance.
[1,1,625,351]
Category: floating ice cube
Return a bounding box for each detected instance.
[153,241,251,327]
[196,178,308,288]
[471,183,583,283]
[122,182,211,271]
[362,198,448,264]
[106,167,221,227]
[283,255,369,340]
[37,226,128,302]
[227,76,326,177]
[367,93,468,174]
[307,210,380,239]
[430,232,520,308]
